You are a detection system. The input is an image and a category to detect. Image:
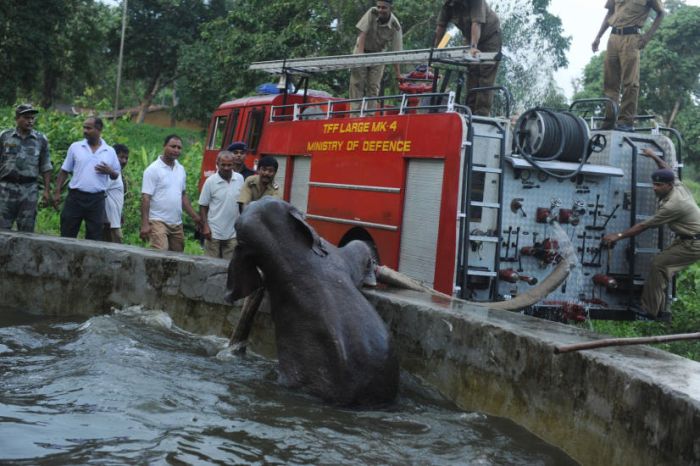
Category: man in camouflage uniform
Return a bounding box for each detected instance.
[434,0,502,116]
[0,104,52,232]
[237,156,281,212]
[349,0,403,111]
[592,0,665,131]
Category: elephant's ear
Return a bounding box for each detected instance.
[225,246,263,303]
[289,206,328,257]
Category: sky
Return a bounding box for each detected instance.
[549,0,700,98]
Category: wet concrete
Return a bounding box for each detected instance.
[1,231,699,466]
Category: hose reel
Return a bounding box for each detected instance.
[514,108,607,179]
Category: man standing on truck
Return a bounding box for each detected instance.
[199,150,244,259]
[227,141,255,179]
[592,0,664,131]
[602,148,700,321]
[434,0,502,116]
[349,0,403,111]
[0,104,52,232]
[238,156,281,212]
[140,134,201,252]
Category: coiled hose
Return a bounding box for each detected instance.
[514,108,605,179]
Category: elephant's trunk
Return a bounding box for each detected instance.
[375,259,572,312]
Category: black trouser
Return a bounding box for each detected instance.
[60,189,106,241]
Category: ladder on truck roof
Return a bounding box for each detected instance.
[249,47,499,75]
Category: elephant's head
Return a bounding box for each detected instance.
[224,197,329,303]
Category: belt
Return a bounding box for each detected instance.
[0,174,37,184]
[69,188,105,196]
[678,233,700,240]
[611,26,640,35]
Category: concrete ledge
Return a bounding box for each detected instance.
[1,231,698,466]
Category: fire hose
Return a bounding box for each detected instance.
[375,259,572,312]
[514,108,607,180]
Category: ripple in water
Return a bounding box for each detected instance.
[0,307,578,465]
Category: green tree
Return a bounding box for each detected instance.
[0,0,112,107]
[176,0,344,122]
[574,3,700,164]
[639,5,700,128]
[116,0,227,122]
[177,0,571,121]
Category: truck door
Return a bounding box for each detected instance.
[242,107,266,156]
[200,108,239,188]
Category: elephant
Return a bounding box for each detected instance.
[225,197,399,406]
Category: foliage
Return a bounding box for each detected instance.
[106,0,228,121]
[1,107,205,253]
[176,0,347,123]
[639,5,700,125]
[0,0,116,108]
[590,262,700,361]
[574,4,700,165]
[176,0,571,121]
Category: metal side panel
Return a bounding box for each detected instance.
[272,156,288,197]
[399,159,444,287]
[289,157,311,213]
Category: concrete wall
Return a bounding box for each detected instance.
[1,231,698,466]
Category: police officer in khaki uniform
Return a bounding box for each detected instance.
[592,0,664,131]
[349,0,403,111]
[603,148,700,320]
[434,0,501,116]
[238,156,282,212]
[0,104,52,232]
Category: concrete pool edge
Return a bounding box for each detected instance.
[1,231,698,466]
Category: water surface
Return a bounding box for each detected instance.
[0,307,578,465]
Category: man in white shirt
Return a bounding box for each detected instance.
[198,150,244,259]
[140,134,201,252]
[103,144,129,243]
[54,117,121,241]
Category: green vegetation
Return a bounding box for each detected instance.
[1,0,571,123]
[589,263,700,360]
[575,3,700,166]
[0,108,206,254]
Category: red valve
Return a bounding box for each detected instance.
[499,269,538,285]
[593,274,618,290]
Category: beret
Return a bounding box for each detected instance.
[227,141,248,152]
[651,169,675,183]
[15,103,39,116]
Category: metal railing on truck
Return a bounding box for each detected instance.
[269,91,469,121]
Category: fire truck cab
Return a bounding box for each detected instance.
[200,47,683,322]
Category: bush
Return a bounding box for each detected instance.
[1,107,205,253]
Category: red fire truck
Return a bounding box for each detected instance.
[199,48,682,321]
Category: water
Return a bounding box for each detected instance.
[0,307,578,465]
